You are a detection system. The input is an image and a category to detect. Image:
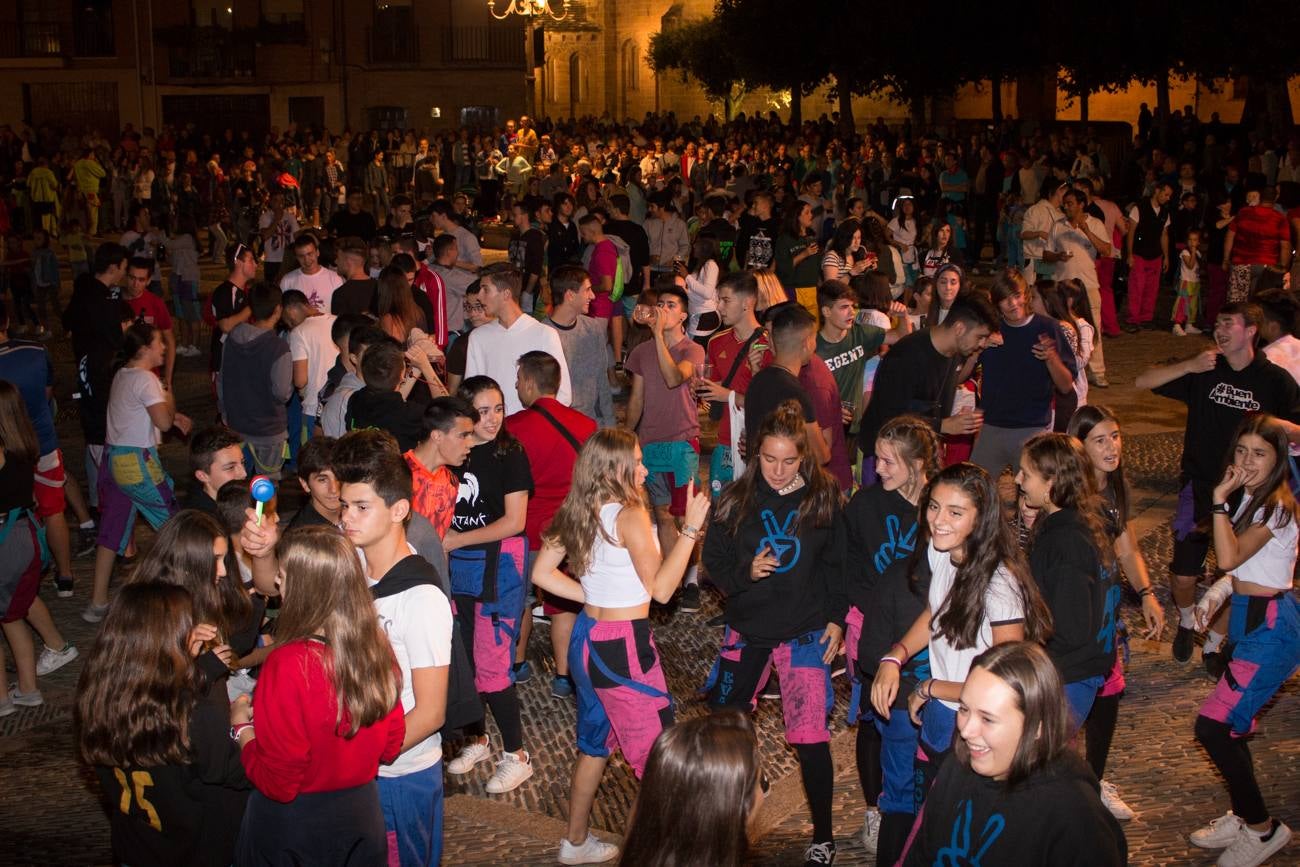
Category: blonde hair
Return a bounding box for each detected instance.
[543,428,646,578]
[273,527,401,736]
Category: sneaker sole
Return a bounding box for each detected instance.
[557,847,619,866]
[56,589,74,598]
[447,754,493,776]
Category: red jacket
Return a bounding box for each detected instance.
[241,639,404,802]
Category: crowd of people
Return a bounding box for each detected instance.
[0,107,1298,867]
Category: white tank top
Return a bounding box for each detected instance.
[581,503,651,608]
[1231,503,1299,591]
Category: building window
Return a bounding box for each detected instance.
[74,0,115,57]
[622,40,639,92]
[192,1,234,29]
[545,57,558,104]
[261,0,305,43]
[368,105,409,131]
[371,0,416,64]
[569,52,587,110]
[288,96,325,131]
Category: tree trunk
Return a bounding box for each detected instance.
[789,80,803,127]
[910,95,926,127]
[836,73,855,129]
[1080,92,1089,122]
[991,76,1003,122]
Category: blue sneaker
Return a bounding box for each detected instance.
[513,660,533,684]
[551,675,574,698]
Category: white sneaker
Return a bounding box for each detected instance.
[0,692,14,717]
[1216,821,1292,867]
[1186,324,1204,335]
[557,834,619,865]
[1173,324,1187,336]
[1192,812,1245,849]
[1099,779,1135,821]
[446,739,492,775]
[36,643,79,677]
[485,750,534,794]
[861,809,881,854]
[81,603,110,624]
[8,686,43,707]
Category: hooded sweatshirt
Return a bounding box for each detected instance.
[702,478,847,646]
[1029,507,1119,683]
[218,323,292,444]
[902,752,1127,866]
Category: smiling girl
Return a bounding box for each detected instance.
[1188,415,1299,867]
[870,462,1050,813]
[444,376,535,795]
[900,641,1126,865]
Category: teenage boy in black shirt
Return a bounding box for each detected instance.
[286,436,341,529]
[188,426,247,516]
[742,304,830,465]
[1135,301,1300,664]
[345,339,443,452]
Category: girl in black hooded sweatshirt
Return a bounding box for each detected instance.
[703,401,848,867]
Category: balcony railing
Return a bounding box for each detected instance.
[0,22,68,59]
[365,25,525,68]
[161,27,256,79]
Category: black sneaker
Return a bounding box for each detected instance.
[55,575,74,598]
[74,527,98,557]
[1173,626,1195,664]
[803,841,836,866]
[759,676,781,701]
[706,612,726,627]
[1204,650,1228,680]
[678,584,701,613]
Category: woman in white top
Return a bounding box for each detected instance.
[887,196,919,283]
[1189,415,1299,865]
[84,322,192,622]
[680,233,721,345]
[871,462,1050,809]
[532,428,708,866]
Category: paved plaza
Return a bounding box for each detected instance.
[0,270,1296,866]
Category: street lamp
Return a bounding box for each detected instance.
[487,0,570,118]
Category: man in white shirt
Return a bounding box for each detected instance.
[278,234,343,313]
[465,264,572,416]
[257,191,300,284]
[1021,181,1066,285]
[1050,188,1112,386]
[281,290,339,441]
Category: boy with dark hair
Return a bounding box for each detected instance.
[219,282,293,479]
[320,319,383,438]
[346,338,443,451]
[405,397,477,540]
[544,264,614,427]
[331,433,453,867]
[446,281,490,394]
[286,436,341,529]
[188,425,247,515]
[742,304,831,466]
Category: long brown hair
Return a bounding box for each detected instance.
[713,401,843,535]
[273,526,400,736]
[0,380,40,463]
[76,582,197,767]
[129,510,252,639]
[1021,432,1117,570]
[619,711,761,867]
[917,463,1052,649]
[954,642,1070,788]
[543,428,647,579]
[1066,405,1128,523]
[1224,414,1298,535]
[376,264,424,337]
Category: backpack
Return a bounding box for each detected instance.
[607,233,634,302]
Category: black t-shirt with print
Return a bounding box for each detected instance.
[451,440,533,549]
[208,280,247,372]
[1154,353,1300,482]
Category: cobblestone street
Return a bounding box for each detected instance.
[0,286,1296,866]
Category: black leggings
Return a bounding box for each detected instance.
[1195,714,1268,825]
[794,742,835,844]
[855,716,883,807]
[1085,692,1121,780]
[466,688,524,753]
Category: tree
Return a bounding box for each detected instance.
[648,18,747,119]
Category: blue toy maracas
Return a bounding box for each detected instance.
[249,475,276,525]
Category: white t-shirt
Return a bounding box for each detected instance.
[288,313,340,417]
[1262,335,1300,457]
[279,266,343,313]
[465,313,572,416]
[1230,503,1299,590]
[888,217,918,264]
[364,550,454,776]
[926,542,1026,710]
[257,211,301,264]
[106,366,166,448]
[1050,215,1106,289]
[1022,200,1058,261]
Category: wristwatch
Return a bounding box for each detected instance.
[230,722,254,744]
[1210,502,1231,515]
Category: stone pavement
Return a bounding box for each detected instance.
[1,274,1297,865]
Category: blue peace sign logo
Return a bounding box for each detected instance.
[757,509,801,573]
